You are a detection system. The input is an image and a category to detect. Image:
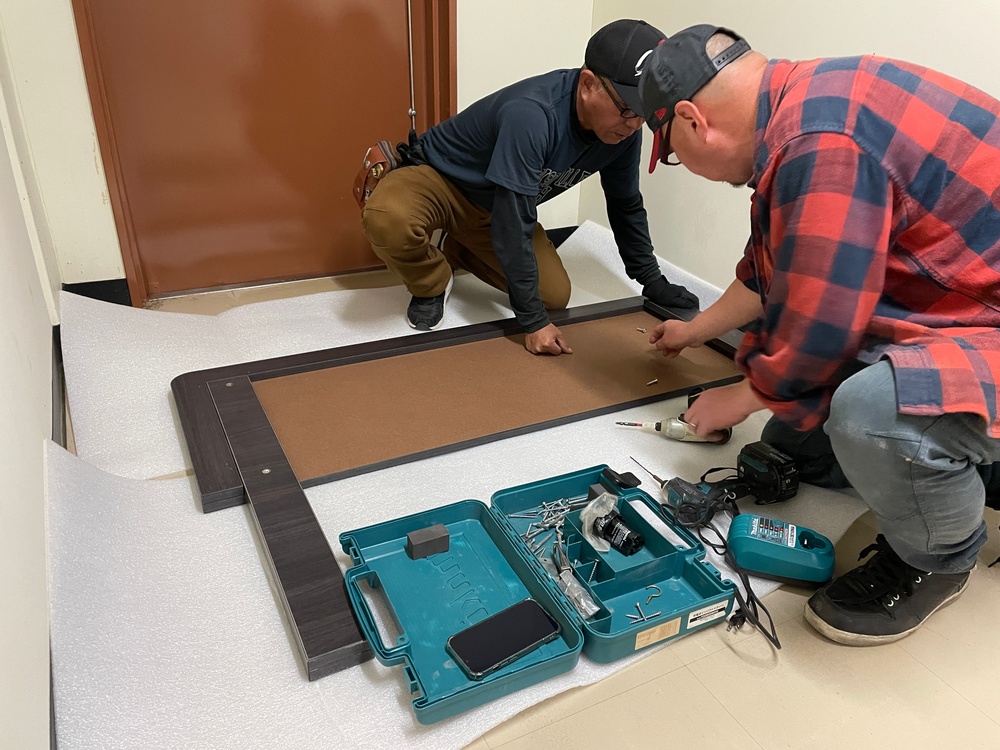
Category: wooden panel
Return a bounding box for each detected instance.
[209,377,372,679]
[171,298,742,513]
[254,310,739,482]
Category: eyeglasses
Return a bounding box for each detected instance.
[598,76,641,120]
[659,117,681,166]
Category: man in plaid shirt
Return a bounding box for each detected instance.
[638,25,1000,645]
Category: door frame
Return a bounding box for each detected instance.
[71,0,457,307]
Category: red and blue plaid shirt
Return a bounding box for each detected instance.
[736,56,1000,436]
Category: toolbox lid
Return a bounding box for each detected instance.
[340,499,583,724]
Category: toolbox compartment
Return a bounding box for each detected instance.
[340,465,735,723]
[490,466,736,663]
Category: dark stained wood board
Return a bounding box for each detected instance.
[209,377,371,679]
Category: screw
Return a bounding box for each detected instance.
[646,379,658,387]
[636,327,647,333]
[261,468,271,474]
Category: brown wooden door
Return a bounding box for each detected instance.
[73,0,454,305]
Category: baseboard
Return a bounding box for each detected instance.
[52,326,65,448]
[62,278,131,307]
[51,326,63,750]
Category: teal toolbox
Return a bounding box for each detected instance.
[339,465,736,724]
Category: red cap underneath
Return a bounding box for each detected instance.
[648,126,662,174]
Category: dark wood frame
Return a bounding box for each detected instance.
[170,297,742,680]
[72,0,458,307]
[173,298,738,513]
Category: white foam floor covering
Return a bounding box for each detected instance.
[60,221,720,481]
[51,222,867,748]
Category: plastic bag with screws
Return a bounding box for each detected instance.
[540,557,601,620]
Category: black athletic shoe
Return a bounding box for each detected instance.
[805,534,972,646]
[406,274,453,331]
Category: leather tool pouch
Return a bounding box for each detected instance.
[353,139,402,209]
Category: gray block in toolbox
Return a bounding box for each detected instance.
[587,482,615,501]
[406,523,450,559]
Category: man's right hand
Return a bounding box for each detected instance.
[525,323,573,356]
[649,320,702,358]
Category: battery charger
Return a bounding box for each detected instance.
[727,514,835,585]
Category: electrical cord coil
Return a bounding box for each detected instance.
[664,466,782,650]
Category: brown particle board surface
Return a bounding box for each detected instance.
[252,310,740,483]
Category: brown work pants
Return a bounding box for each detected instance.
[361,165,571,307]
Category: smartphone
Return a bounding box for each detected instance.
[445,599,561,681]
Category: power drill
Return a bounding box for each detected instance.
[616,388,732,444]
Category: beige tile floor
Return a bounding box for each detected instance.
[141,276,1000,750]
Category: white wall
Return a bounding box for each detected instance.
[585,0,1000,289]
[0,1,122,287]
[0,45,54,750]
[457,0,595,230]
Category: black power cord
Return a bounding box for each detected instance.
[664,466,782,650]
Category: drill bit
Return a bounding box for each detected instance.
[630,456,667,489]
[616,421,662,431]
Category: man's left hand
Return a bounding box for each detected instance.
[683,380,764,438]
[524,323,573,356]
[642,275,699,309]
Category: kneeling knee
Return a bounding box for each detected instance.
[540,282,571,310]
[361,204,412,249]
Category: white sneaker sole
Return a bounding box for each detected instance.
[803,570,973,646]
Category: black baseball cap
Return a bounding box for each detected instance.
[639,24,751,131]
[585,19,666,114]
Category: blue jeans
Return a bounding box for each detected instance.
[762,360,998,573]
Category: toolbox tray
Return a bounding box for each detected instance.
[340,465,735,724]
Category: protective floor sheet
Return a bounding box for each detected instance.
[52,223,867,748]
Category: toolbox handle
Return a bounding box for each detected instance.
[344,566,410,666]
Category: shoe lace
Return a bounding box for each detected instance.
[831,534,923,607]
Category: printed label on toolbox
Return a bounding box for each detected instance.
[634,617,681,650]
[687,601,728,629]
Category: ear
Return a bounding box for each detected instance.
[674,100,709,144]
[578,68,602,97]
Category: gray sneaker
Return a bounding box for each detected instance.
[406,274,453,331]
[805,534,972,646]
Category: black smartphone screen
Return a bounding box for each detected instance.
[446,599,560,680]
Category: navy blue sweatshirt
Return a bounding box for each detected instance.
[419,69,660,331]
